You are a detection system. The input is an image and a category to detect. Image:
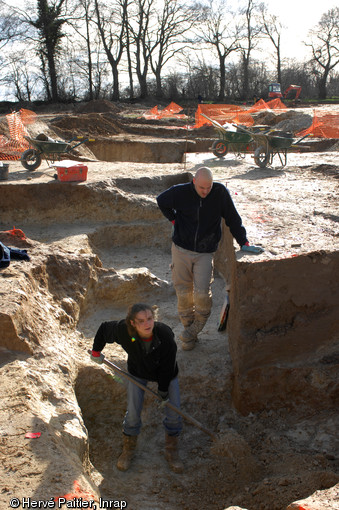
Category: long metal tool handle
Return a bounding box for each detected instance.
[200,112,224,130]
[294,133,310,144]
[87,350,216,440]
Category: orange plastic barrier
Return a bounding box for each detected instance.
[161,101,183,115]
[142,102,185,119]
[296,110,339,138]
[147,105,158,117]
[54,480,96,503]
[266,98,287,110]
[248,99,271,113]
[195,104,253,127]
[3,227,26,239]
[0,109,33,160]
[20,108,37,125]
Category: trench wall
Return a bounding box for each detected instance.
[1,179,338,416]
[215,226,339,415]
[88,136,212,163]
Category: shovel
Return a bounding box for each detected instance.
[87,349,217,440]
[218,289,230,332]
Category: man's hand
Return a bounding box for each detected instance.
[241,242,264,254]
[157,390,169,408]
[90,350,105,364]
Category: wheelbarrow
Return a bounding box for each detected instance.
[201,113,253,158]
[20,134,94,171]
[235,125,310,168]
[202,113,309,168]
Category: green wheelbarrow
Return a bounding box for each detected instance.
[201,113,253,158]
[20,134,94,171]
[235,126,310,168]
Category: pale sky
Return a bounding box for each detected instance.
[262,0,338,60]
[2,0,337,101]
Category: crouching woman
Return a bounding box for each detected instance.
[90,303,183,473]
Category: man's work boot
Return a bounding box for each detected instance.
[165,434,184,473]
[117,434,137,471]
[179,320,206,351]
[177,291,194,329]
[179,328,197,351]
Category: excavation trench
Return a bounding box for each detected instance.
[0,160,338,510]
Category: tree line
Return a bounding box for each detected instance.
[0,0,338,104]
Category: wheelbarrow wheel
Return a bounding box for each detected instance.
[254,146,270,168]
[20,149,42,171]
[212,140,228,158]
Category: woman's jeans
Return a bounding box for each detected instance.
[123,375,182,437]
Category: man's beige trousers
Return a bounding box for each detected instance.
[171,243,214,328]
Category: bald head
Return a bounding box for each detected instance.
[195,167,213,181]
[193,167,213,198]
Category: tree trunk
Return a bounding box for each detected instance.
[47,47,59,102]
[86,15,93,101]
[277,50,281,85]
[138,74,148,98]
[111,66,120,101]
[126,35,134,100]
[155,69,163,98]
[242,54,249,100]
[218,54,226,101]
[318,74,328,100]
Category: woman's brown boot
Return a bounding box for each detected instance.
[165,434,184,473]
[117,434,138,471]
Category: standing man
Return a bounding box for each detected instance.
[156,167,263,351]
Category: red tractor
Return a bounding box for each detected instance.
[268,83,302,101]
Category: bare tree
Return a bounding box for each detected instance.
[0,1,25,52]
[258,3,283,84]
[94,0,128,101]
[67,0,98,101]
[191,0,241,101]
[127,0,154,99]
[180,54,219,100]
[123,0,134,99]
[239,0,261,100]
[4,53,40,101]
[148,0,198,98]
[305,7,339,99]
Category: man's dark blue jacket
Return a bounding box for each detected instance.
[156,182,248,253]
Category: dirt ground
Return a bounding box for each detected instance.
[0,101,338,510]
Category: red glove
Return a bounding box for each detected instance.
[90,350,104,364]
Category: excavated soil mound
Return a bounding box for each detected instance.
[51,112,126,138]
[76,99,121,114]
[253,110,313,134]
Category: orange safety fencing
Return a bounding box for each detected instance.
[248,98,287,113]
[54,480,97,504]
[3,227,26,239]
[194,99,287,128]
[296,110,339,138]
[142,101,186,119]
[0,109,36,160]
[195,104,250,127]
